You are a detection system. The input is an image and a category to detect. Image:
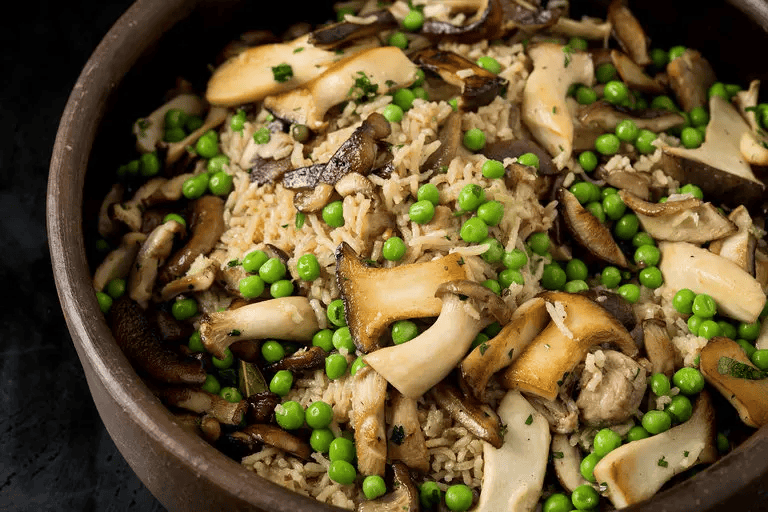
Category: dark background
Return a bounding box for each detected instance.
[0,0,165,510]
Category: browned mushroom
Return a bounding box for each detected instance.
[265,346,326,373]
[500,0,563,34]
[421,0,504,43]
[308,9,397,48]
[610,50,664,94]
[357,462,419,512]
[128,219,186,307]
[156,386,246,425]
[352,365,388,477]
[429,380,504,448]
[232,424,312,460]
[249,156,293,186]
[420,110,462,176]
[708,205,758,275]
[607,0,651,66]
[577,101,685,138]
[666,48,717,112]
[93,232,147,292]
[387,389,429,472]
[246,391,281,424]
[642,318,680,377]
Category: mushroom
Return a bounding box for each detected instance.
[246,391,281,424]
[662,95,765,207]
[610,50,664,94]
[263,46,418,130]
[155,386,246,425]
[521,42,594,164]
[699,336,768,428]
[111,177,168,232]
[357,462,419,512]
[583,289,637,332]
[755,319,768,351]
[420,110,462,176]
[460,296,550,401]
[658,241,766,323]
[230,424,312,461]
[551,16,611,41]
[158,258,218,302]
[500,0,563,35]
[558,188,631,268]
[709,206,758,276]
[308,9,397,48]
[592,391,718,509]
[429,380,504,448]
[527,393,579,434]
[387,389,429,472]
[249,156,293,186]
[265,345,327,373]
[420,0,504,43]
[92,232,147,291]
[551,433,590,493]
[335,242,468,353]
[351,365,388,477]
[502,291,638,402]
[127,219,185,308]
[158,195,226,286]
[642,318,680,377]
[618,189,737,244]
[666,48,717,112]
[411,48,508,111]
[133,93,205,153]
[593,165,654,200]
[173,413,221,444]
[199,296,319,359]
[110,296,206,386]
[165,106,229,166]
[473,390,550,512]
[97,183,124,239]
[481,138,559,176]
[607,0,651,66]
[363,280,510,398]
[577,101,685,134]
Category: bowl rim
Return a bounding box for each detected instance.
[47,0,768,510]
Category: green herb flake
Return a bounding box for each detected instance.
[657,456,668,468]
[271,63,294,83]
[227,259,241,267]
[525,414,533,425]
[552,106,557,114]
[479,342,489,355]
[457,257,465,266]
[683,450,690,457]
[508,348,514,359]
[253,126,271,145]
[348,71,379,104]
[717,356,768,380]
[563,45,573,67]
[228,329,242,337]
[552,451,564,459]
[390,425,405,445]
[281,224,289,228]
[293,47,305,53]
[295,212,306,230]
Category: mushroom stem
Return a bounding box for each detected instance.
[352,365,388,477]
[387,389,429,472]
[156,386,246,425]
[429,380,504,448]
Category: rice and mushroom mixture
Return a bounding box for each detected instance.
[93,0,768,510]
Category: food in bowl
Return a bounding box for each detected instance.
[89,0,768,509]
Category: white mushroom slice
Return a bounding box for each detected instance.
[128,220,185,308]
[740,131,768,165]
[199,297,319,359]
[387,390,429,472]
[133,93,205,153]
[158,259,217,302]
[522,43,594,164]
[352,365,388,477]
[610,50,664,94]
[98,183,124,238]
[658,241,766,323]
[92,232,147,291]
[593,392,718,508]
[263,47,419,130]
[205,34,337,107]
[733,78,768,165]
[551,433,589,493]
[473,390,550,512]
[734,79,763,133]
[642,318,680,377]
[607,0,650,66]
[551,16,612,41]
[699,336,768,427]
[756,319,768,350]
[166,106,229,165]
[708,205,757,275]
[112,177,167,232]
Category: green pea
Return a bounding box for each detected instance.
[680,126,703,149]
[615,119,639,142]
[460,217,488,243]
[725,83,742,98]
[448,98,459,111]
[445,484,473,511]
[402,9,424,31]
[650,373,671,396]
[574,85,598,105]
[162,213,186,229]
[678,183,704,199]
[350,355,367,376]
[195,130,219,159]
[417,183,440,205]
[593,428,622,457]
[420,481,443,509]
[171,298,198,320]
[541,263,566,291]
[305,401,333,429]
[614,213,639,240]
[463,128,486,151]
[502,249,528,269]
[708,82,728,100]
[327,299,347,327]
[206,154,230,174]
[666,394,693,423]
[668,45,687,61]
[543,492,572,512]
[185,115,203,132]
[580,452,601,482]
[139,151,161,177]
[252,126,270,144]
[601,266,622,288]
[164,108,188,130]
[601,193,626,221]
[457,184,486,211]
[258,257,287,284]
[571,484,600,510]
[362,474,387,500]
[673,367,706,395]
[736,338,757,359]
[409,200,435,224]
[689,106,709,127]
[104,278,126,299]
[650,48,669,68]
[564,279,589,293]
[477,200,504,226]
[387,31,408,50]
[672,288,696,315]
[481,159,505,179]
[296,253,321,281]
[188,331,205,353]
[261,340,285,363]
[565,258,588,282]
[322,200,345,228]
[208,170,233,196]
[638,266,663,289]
[270,279,294,298]
[517,152,539,169]
[595,133,621,155]
[482,279,502,295]
[239,275,265,299]
[738,320,761,341]
[242,250,269,273]
[332,326,356,352]
[201,374,220,394]
[476,56,501,74]
[312,329,334,352]
[96,291,112,314]
[603,80,629,105]
[687,315,704,335]
[484,321,502,337]
[412,68,426,87]
[382,103,404,122]
[642,409,672,434]
[717,432,730,453]
[649,95,676,111]
[569,181,593,204]
[230,109,246,132]
[692,293,717,318]
[382,236,407,261]
[219,386,243,403]
[718,320,738,340]
[182,173,210,200]
[164,127,186,142]
[336,6,355,20]
[275,400,305,430]
[579,150,598,172]
[325,353,348,380]
[527,232,550,256]
[393,88,415,111]
[329,436,356,463]
[328,459,357,485]
[412,86,429,102]
[751,349,768,370]
[626,425,650,442]
[310,428,335,453]
[595,62,617,83]
[634,129,657,154]
[498,268,524,288]
[617,283,640,303]
[391,320,419,345]
[632,231,655,248]
[212,347,234,370]
[585,201,605,223]
[480,237,504,263]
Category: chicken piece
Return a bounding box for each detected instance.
[576,350,646,426]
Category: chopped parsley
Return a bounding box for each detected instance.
[271,63,293,83]
[253,126,271,144]
[295,212,306,230]
[457,257,465,266]
[348,71,379,103]
[563,45,573,67]
[683,450,690,457]
[657,456,668,468]
[552,106,557,114]
[390,425,405,445]
[134,118,149,137]
[525,414,533,425]
[479,342,489,355]
[293,47,304,53]
[228,329,241,337]
[227,259,240,267]
[508,348,514,359]
[717,356,768,380]
[552,451,564,459]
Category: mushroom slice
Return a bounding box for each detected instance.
[593,391,718,508]
[158,258,217,302]
[420,0,504,43]
[205,34,337,106]
[481,138,559,176]
[309,9,397,48]
[293,184,336,213]
[460,296,550,401]
[335,242,468,353]
[666,49,717,112]
[551,433,589,493]
[551,16,611,41]
[387,390,429,472]
[473,390,550,512]
[165,106,229,166]
[700,336,768,427]
[235,424,312,461]
[662,95,765,207]
[249,156,293,186]
[709,205,757,275]
[611,50,664,94]
[98,183,124,239]
[734,79,765,133]
[607,0,650,66]
[642,318,680,377]
[618,189,737,244]
[93,232,147,291]
[522,43,594,164]
[755,319,768,350]
[133,93,205,153]
[265,346,326,373]
[263,47,418,130]
[658,241,766,323]
[156,386,246,425]
[352,365,388,477]
[578,101,685,135]
[411,48,507,111]
[559,188,630,268]
[500,0,563,34]
[357,462,419,512]
[128,219,185,307]
[364,280,509,398]
[420,110,462,176]
[199,297,319,359]
[430,380,504,448]
[502,292,638,402]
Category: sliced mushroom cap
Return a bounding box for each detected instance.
[352,365,388,477]
[357,462,419,512]
[133,93,205,153]
[159,258,217,302]
[309,10,397,49]
[128,219,185,307]
[430,380,504,448]
[98,183,125,239]
[500,0,563,34]
[387,390,429,472]
[593,391,718,509]
[666,48,717,112]
[611,50,664,94]
[156,386,246,425]
[93,232,147,291]
[522,43,594,164]
[559,188,630,268]
[578,100,685,136]
[165,107,229,166]
[709,205,757,275]
[502,291,638,401]
[236,424,312,461]
[265,345,326,373]
[421,0,504,43]
[263,47,418,130]
[658,241,766,323]
[618,189,737,244]
[607,0,650,66]
[551,433,590,493]
[528,393,579,434]
[335,242,468,353]
[473,390,550,512]
[245,391,281,424]
[551,16,611,41]
[642,318,680,377]
[420,110,462,176]
[481,138,558,176]
[699,336,768,428]
[249,156,294,186]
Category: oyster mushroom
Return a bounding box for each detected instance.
[249,156,293,186]
[308,9,397,48]
[419,0,504,43]
[666,48,717,112]
[111,177,168,232]
[127,219,185,307]
[133,93,205,153]
[387,390,429,472]
[97,183,124,239]
[158,258,218,302]
[420,110,462,176]
[364,280,510,398]
[658,241,766,323]
[110,296,206,386]
[502,291,638,401]
[335,242,468,353]
[551,433,590,493]
[552,16,611,41]
[481,138,559,176]
[230,424,312,460]
[577,101,686,134]
[92,232,147,291]
[430,380,504,448]
[263,46,418,130]
[473,390,550,512]
[173,413,221,444]
[352,365,388,477]
[559,188,630,268]
[642,318,680,377]
[527,393,579,434]
[522,42,594,164]
[265,346,326,373]
[165,106,229,166]
[610,50,664,94]
[618,189,737,244]
[357,462,419,512]
[500,0,563,34]
[709,205,757,275]
[199,296,319,359]
[607,0,651,66]
[699,336,768,428]
[155,386,246,425]
[592,391,718,509]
